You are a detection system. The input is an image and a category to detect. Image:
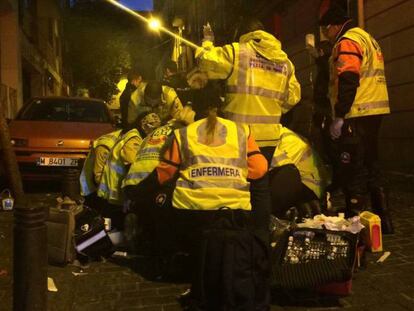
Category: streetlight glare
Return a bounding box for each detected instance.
[148,18,161,31]
[105,0,201,49]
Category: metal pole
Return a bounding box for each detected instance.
[14,199,48,311]
[61,168,81,201]
[357,0,365,29]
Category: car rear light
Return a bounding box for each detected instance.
[10,138,28,147]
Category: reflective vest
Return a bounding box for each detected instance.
[97,129,142,205]
[330,27,390,119]
[122,123,175,188]
[270,127,329,199]
[173,117,251,211]
[130,84,180,124]
[224,43,298,146]
[80,130,122,196]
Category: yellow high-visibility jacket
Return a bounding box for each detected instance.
[330,27,390,118]
[97,129,143,205]
[173,117,251,210]
[270,127,329,199]
[196,30,301,147]
[122,122,176,188]
[129,84,186,124]
[80,130,122,196]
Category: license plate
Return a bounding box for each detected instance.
[37,157,78,167]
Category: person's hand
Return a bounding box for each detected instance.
[203,22,214,42]
[330,117,344,140]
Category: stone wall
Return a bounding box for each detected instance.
[365,0,414,173]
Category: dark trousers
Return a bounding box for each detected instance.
[260,146,318,218]
[269,164,317,217]
[83,192,125,230]
[332,115,386,201]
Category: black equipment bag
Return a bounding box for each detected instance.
[271,227,358,289]
[74,206,113,259]
[196,210,270,311]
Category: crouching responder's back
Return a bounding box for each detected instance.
[136,86,271,310]
[122,118,186,256]
[96,112,161,230]
[80,129,123,206]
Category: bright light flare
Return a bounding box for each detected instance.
[105,0,201,50]
[148,18,161,31]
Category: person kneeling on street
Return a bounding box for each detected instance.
[96,112,161,231]
[80,128,123,209]
[123,118,186,257]
[134,88,271,310]
[268,126,330,221]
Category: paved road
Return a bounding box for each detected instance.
[1,173,413,310]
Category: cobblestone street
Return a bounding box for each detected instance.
[1,173,414,311]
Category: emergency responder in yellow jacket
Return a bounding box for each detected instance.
[133,88,271,309]
[122,119,186,256]
[128,80,194,127]
[320,5,393,233]
[80,129,123,197]
[97,112,161,230]
[120,68,144,131]
[194,17,301,162]
[122,119,185,190]
[269,126,330,219]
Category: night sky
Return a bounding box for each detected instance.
[119,0,153,11]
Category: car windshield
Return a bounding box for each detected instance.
[17,99,110,123]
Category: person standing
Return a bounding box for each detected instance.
[195,17,301,163]
[162,60,187,89]
[120,69,144,131]
[162,60,193,105]
[320,5,393,233]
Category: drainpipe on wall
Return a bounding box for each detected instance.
[357,0,365,29]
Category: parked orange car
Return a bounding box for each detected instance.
[8,96,116,180]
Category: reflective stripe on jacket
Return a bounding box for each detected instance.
[197,30,301,147]
[130,84,183,124]
[330,27,390,118]
[173,117,251,211]
[80,130,122,196]
[270,127,329,198]
[97,129,142,205]
[123,124,175,187]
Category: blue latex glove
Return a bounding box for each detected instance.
[330,117,344,140]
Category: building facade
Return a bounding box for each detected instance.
[0,0,69,119]
[0,0,20,118]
